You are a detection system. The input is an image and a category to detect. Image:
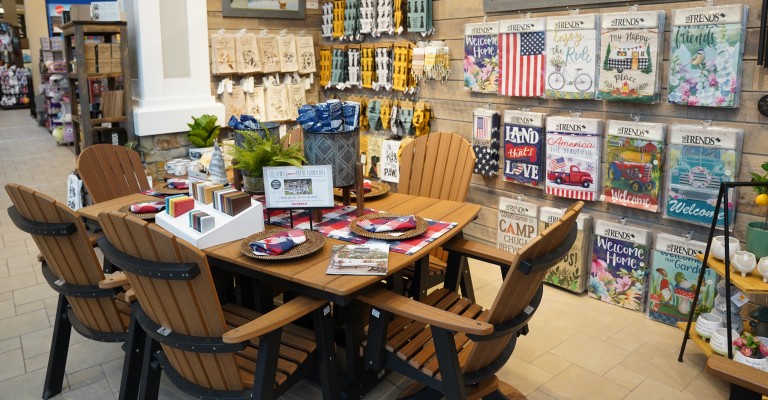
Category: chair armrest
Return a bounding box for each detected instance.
[357,287,493,336]
[87,231,103,247]
[443,236,515,267]
[222,296,328,344]
[706,355,768,395]
[99,272,129,289]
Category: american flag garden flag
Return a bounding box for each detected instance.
[498,19,546,97]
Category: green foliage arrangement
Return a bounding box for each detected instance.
[229,130,305,178]
[187,114,222,148]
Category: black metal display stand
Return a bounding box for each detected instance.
[678,181,768,362]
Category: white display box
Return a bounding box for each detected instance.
[155,199,264,249]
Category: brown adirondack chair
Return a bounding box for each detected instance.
[4,183,133,399]
[96,211,339,400]
[706,354,768,400]
[76,144,150,203]
[359,201,583,400]
[397,132,477,300]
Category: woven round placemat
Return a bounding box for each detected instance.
[350,213,428,240]
[118,204,160,220]
[240,229,325,261]
[153,182,188,195]
[334,181,391,199]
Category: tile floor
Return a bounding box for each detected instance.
[0,109,729,399]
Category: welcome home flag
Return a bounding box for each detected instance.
[464,22,499,93]
[545,116,602,201]
[498,18,546,97]
[598,10,664,103]
[502,110,545,187]
[544,14,599,99]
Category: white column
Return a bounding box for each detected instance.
[126,0,224,136]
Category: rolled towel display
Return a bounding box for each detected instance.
[166,178,189,190]
[356,215,416,233]
[129,201,166,214]
[249,229,307,256]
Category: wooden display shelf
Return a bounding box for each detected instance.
[68,72,123,80]
[72,115,126,125]
[677,322,714,357]
[696,254,768,295]
[61,21,126,35]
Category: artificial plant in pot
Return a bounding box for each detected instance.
[732,331,768,371]
[187,114,222,160]
[228,129,305,194]
[747,161,768,259]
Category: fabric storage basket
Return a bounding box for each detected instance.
[234,121,280,147]
[304,128,359,187]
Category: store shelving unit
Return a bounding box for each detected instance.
[61,21,133,155]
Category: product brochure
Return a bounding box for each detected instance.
[326,243,390,275]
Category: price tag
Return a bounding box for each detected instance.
[731,290,749,307]
[157,327,172,336]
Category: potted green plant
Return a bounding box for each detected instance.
[187,114,222,160]
[229,130,305,194]
[747,161,768,259]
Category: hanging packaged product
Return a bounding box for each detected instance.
[668,4,747,108]
[359,0,377,36]
[664,124,742,228]
[407,0,432,34]
[367,98,381,131]
[502,110,545,187]
[244,86,266,122]
[346,45,361,88]
[471,108,500,178]
[366,134,384,178]
[322,0,334,38]
[334,0,346,39]
[597,10,664,103]
[497,197,538,254]
[210,32,237,75]
[330,45,348,87]
[373,44,393,90]
[392,41,411,92]
[258,35,281,73]
[412,100,430,137]
[235,31,261,74]
[464,21,499,93]
[398,99,413,136]
[545,116,602,201]
[296,36,317,74]
[344,0,360,39]
[544,14,599,99]
[223,86,246,121]
[380,139,401,183]
[379,98,392,130]
[590,219,651,311]
[288,82,307,120]
[265,84,290,121]
[647,233,718,326]
[360,44,375,89]
[276,34,299,73]
[393,0,404,34]
[376,0,394,36]
[541,208,592,293]
[319,46,332,86]
[602,119,665,212]
[497,17,546,98]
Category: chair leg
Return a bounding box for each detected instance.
[313,306,341,400]
[42,295,72,400]
[118,311,145,400]
[138,337,161,400]
[459,262,475,302]
[430,326,467,400]
[729,384,762,400]
[252,329,281,400]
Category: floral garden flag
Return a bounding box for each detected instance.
[602,120,665,212]
[664,124,742,228]
[590,219,650,311]
[503,110,545,187]
[464,22,499,93]
[597,10,664,103]
[647,233,717,326]
[541,208,592,293]
[668,4,748,107]
[497,197,538,254]
[544,14,599,99]
[545,116,602,201]
[472,108,500,177]
[498,18,546,97]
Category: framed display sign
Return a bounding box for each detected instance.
[263,165,335,209]
[223,0,306,19]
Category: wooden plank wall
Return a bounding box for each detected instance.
[207,0,768,247]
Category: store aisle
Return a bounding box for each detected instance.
[0,109,728,399]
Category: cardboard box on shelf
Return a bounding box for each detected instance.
[97,61,111,74]
[70,5,92,21]
[110,43,120,59]
[110,59,121,73]
[85,44,96,60]
[97,44,111,60]
[85,59,97,75]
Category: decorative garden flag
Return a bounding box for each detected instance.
[545,117,601,201]
[668,4,747,108]
[380,139,401,183]
[472,109,500,177]
[647,233,717,326]
[497,197,538,254]
[503,110,545,187]
[541,207,592,293]
[590,220,650,311]
[498,18,546,97]
[464,22,499,93]
[664,125,742,228]
[544,14,599,99]
[602,120,665,212]
[597,10,664,103]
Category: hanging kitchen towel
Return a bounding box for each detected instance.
[210,32,237,75]
[598,10,664,103]
[296,36,317,74]
[464,22,499,93]
[590,220,650,311]
[647,233,718,326]
[668,4,747,107]
[502,109,546,187]
[544,116,602,201]
[245,86,266,121]
[265,84,290,121]
[222,86,246,122]
[541,208,592,293]
[664,124,742,228]
[497,197,538,254]
[472,108,500,177]
[602,120,665,212]
[235,32,261,74]
[497,17,546,97]
[544,14,599,99]
[277,35,299,73]
[288,83,306,120]
[258,35,281,73]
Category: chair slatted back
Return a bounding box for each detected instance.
[399,132,475,262]
[77,144,150,203]
[462,202,583,374]
[98,211,244,392]
[5,184,125,333]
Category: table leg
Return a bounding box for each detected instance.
[336,301,379,399]
[411,257,429,301]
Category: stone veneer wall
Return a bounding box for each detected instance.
[138,132,190,181]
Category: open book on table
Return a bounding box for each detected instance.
[326,244,389,275]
